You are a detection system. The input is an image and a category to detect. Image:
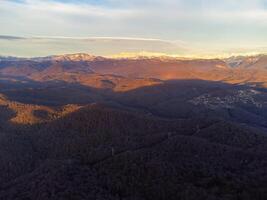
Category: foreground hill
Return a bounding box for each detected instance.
[0,105,266,200]
[0,93,81,125]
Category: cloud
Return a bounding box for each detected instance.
[1,0,267,55]
[0,35,25,40]
[2,0,137,19]
[0,0,145,37]
[2,0,267,34]
[1,35,267,58]
[0,36,190,57]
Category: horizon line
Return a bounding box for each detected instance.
[1,51,267,60]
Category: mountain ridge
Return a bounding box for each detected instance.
[2,52,267,62]
[2,53,267,88]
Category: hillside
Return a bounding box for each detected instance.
[0,105,266,199]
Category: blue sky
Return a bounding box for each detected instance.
[1,0,267,57]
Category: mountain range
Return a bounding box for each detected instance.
[1,53,267,87]
[0,53,266,199]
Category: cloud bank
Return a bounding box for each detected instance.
[1,0,267,56]
[0,36,190,57]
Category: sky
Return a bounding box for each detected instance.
[1,0,267,57]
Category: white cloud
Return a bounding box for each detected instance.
[2,0,267,31]
[20,0,135,17]
[1,0,267,55]
[0,36,190,57]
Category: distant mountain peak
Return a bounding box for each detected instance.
[109,52,187,60]
[51,53,100,62]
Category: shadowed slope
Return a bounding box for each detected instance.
[0,104,266,200]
